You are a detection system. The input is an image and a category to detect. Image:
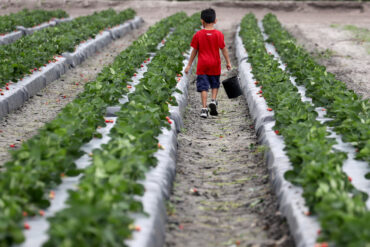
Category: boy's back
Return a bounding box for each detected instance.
[191,29,225,75]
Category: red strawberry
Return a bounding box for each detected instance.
[24,223,30,230]
[75,83,79,86]
[133,73,137,77]
[304,211,311,216]
[1,93,4,96]
[10,144,15,148]
[236,240,241,246]
[105,120,111,123]
[348,176,352,182]
[168,120,173,124]
[259,90,262,94]
[267,108,272,111]
[179,224,184,230]
[144,60,147,63]
[161,40,165,44]
[317,229,321,235]
[141,64,144,68]
[6,83,9,86]
[6,87,9,90]
[322,108,326,111]
[63,96,66,99]
[135,226,141,231]
[39,210,45,216]
[22,211,28,217]
[254,81,259,85]
[127,85,132,89]
[165,116,170,121]
[275,130,279,135]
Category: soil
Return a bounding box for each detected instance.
[0,23,149,167]
[164,28,293,247]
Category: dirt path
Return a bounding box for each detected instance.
[0,24,148,167]
[164,28,293,247]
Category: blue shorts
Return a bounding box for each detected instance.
[196,75,220,92]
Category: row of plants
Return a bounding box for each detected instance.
[240,13,370,246]
[43,12,201,247]
[0,8,135,87]
[262,13,370,163]
[0,9,68,35]
[0,12,188,246]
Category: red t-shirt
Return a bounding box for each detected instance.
[190,29,225,75]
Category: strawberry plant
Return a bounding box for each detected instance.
[0,12,186,246]
[240,13,370,246]
[0,8,135,87]
[43,13,200,247]
[262,14,370,164]
[0,9,68,34]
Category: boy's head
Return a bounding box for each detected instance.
[201,8,216,24]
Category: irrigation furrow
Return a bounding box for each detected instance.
[258,21,370,209]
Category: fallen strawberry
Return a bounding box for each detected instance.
[49,191,55,199]
[24,223,30,230]
[348,176,352,182]
[127,85,132,89]
[6,87,9,90]
[267,108,272,111]
[39,210,45,216]
[254,81,259,85]
[179,224,184,230]
[235,240,241,246]
[275,130,279,135]
[9,144,15,148]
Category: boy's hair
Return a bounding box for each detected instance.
[201,8,216,24]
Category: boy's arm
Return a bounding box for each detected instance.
[185,49,198,74]
[221,47,232,71]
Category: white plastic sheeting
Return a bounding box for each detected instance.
[235,26,320,247]
[0,17,143,120]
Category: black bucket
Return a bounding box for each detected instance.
[222,76,242,99]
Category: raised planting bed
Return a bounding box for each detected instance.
[0,9,68,35]
[43,12,200,247]
[0,9,140,120]
[0,8,135,86]
[0,12,187,246]
[236,13,370,247]
[262,14,370,164]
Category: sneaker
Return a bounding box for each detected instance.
[209,100,218,116]
[200,108,208,118]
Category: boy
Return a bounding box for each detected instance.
[185,8,231,118]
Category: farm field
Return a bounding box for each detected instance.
[0,1,369,247]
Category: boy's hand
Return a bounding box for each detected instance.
[185,65,191,74]
[226,63,232,71]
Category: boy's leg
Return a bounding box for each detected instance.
[211,88,218,101]
[201,91,208,108]
[209,76,220,116]
[196,75,210,118]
